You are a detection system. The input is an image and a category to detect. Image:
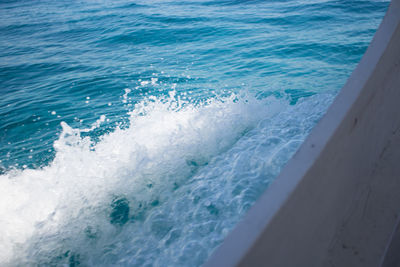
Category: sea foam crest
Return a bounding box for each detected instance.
[0,91,282,265]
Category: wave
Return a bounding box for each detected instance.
[0,91,300,265]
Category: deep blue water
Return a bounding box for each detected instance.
[0,0,389,266]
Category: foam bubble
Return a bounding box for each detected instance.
[0,92,290,265]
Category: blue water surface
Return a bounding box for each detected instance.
[0,0,389,266]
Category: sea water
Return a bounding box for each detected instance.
[0,0,389,266]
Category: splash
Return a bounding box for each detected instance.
[0,91,289,266]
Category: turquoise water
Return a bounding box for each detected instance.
[0,0,389,266]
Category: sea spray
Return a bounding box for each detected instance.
[0,92,286,265]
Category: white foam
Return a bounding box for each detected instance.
[0,92,288,265]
